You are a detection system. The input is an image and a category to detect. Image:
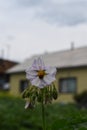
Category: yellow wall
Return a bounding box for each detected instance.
[10,73,26,96]
[9,67,87,102]
[56,67,87,103]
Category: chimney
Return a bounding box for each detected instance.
[71,42,74,50]
[0,49,4,59]
[0,49,4,66]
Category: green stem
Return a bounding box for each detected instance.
[42,101,46,130]
[41,90,46,130]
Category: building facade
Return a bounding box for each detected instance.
[7,46,87,102]
[0,58,18,91]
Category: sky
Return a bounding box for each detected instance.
[0,0,87,62]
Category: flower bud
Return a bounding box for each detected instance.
[52,86,58,100]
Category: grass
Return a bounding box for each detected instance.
[0,95,87,130]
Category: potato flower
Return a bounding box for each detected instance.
[25,57,56,88]
[23,57,58,130]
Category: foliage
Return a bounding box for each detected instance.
[74,91,87,108]
[0,95,87,129]
[22,83,58,107]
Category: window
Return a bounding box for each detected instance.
[59,78,77,93]
[0,79,5,90]
[20,80,28,92]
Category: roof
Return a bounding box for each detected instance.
[7,46,87,73]
[0,59,18,73]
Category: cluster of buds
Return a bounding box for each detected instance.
[22,83,58,109]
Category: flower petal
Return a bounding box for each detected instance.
[26,66,37,73]
[37,57,45,70]
[31,77,47,88]
[31,77,41,88]
[43,75,56,85]
[31,59,39,70]
[45,67,57,76]
[32,57,45,70]
[26,73,36,81]
[26,69,37,80]
[39,80,47,88]
[26,69,37,76]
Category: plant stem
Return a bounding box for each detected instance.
[42,101,46,130]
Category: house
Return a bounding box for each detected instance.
[0,58,18,91]
[7,46,87,102]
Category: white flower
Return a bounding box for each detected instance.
[25,101,30,109]
[25,101,34,109]
[25,57,57,88]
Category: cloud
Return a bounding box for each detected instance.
[1,0,87,26]
[15,0,87,26]
[16,0,41,7]
[0,0,87,61]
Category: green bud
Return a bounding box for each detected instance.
[52,85,58,100]
[37,95,42,103]
[22,91,26,98]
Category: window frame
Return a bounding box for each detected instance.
[19,80,29,93]
[59,77,77,94]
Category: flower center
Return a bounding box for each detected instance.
[38,70,46,79]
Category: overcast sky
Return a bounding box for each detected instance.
[0,0,87,62]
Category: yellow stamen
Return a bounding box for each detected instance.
[38,70,46,79]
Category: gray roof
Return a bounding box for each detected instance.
[7,46,87,73]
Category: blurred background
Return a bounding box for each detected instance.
[0,1,87,130]
[0,0,87,62]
